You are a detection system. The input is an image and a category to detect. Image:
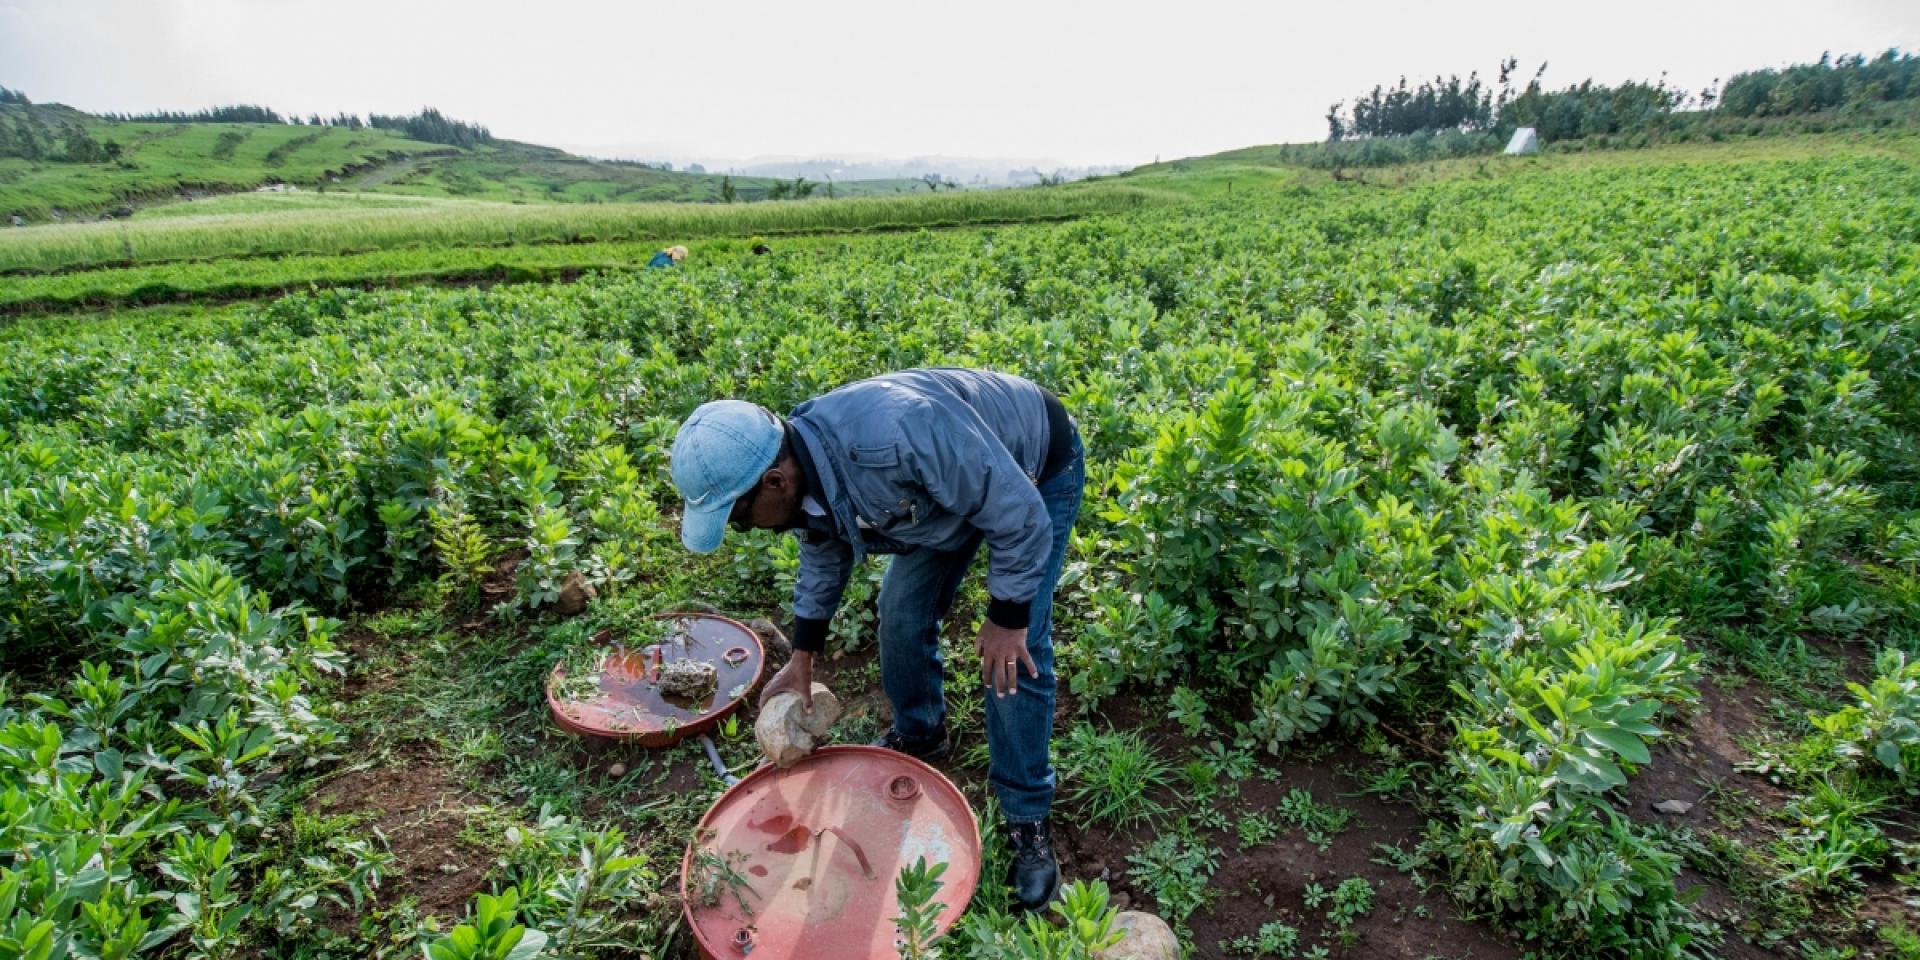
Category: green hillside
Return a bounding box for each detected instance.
[0,103,930,223]
[0,104,449,221]
[1119,128,1920,202]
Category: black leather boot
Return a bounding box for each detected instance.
[1005,817,1061,913]
[871,723,952,763]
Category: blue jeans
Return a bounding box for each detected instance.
[877,432,1083,823]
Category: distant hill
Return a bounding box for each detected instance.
[355,139,928,205]
[0,98,933,223]
[0,103,452,221]
[724,155,1127,187]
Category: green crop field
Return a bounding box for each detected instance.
[130,191,453,220]
[0,181,1166,274]
[4,135,1920,960]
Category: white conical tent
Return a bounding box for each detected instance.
[1505,127,1540,155]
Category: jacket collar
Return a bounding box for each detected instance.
[787,417,859,557]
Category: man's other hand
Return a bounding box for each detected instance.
[977,621,1035,698]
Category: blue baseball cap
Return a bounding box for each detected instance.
[671,400,784,554]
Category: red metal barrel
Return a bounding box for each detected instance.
[546,612,765,747]
[680,745,983,959]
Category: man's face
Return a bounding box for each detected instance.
[727,458,802,532]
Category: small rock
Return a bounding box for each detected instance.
[1095,911,1179,960]
[607,762,627,777]
[554,571,596,615]
[1110,890,1131,911]
[1652,799,1694,816]
[659,659,719,701]
[755,684,843,767]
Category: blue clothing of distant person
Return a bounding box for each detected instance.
[648,245,688,269]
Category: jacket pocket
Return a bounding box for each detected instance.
[847,443,899,468]
[845,443,922,531]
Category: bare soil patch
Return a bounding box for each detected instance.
[312,745,490,918]
[1060,696,1522,960]
[1627,678,1791,840]
[1624,660,1920,956]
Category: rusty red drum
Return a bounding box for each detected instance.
[546,612,764,747]
[681,746,983,960]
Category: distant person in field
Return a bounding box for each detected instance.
[647,244,688,269]
[669,369,1082,913]
[751,242,773,256]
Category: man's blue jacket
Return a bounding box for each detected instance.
[785,368,1066,651]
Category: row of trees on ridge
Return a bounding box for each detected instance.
[1327,49,1918,143]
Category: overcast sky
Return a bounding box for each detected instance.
[2,0,1915,167]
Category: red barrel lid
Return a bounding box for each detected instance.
[547,612,764,747]
[681,746,982,959]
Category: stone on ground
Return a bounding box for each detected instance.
[1095,911,1179,960]
[553,571,596,615]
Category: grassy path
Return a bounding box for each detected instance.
[353,154,434,189]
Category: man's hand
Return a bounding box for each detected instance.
[977,621,1035,698]
[759,651,815,709]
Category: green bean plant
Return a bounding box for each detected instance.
[421,889,548,960]
[501,440,579,608]
[1812,649,1920,781]
[895,857,947,960]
